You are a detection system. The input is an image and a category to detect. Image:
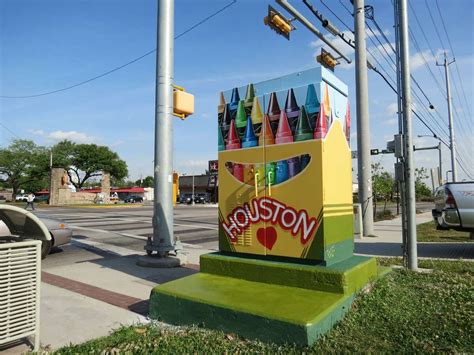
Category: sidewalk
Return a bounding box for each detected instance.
[355,212,474,260]
[4,213,472,353]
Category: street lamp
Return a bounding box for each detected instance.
[417,135,443,185]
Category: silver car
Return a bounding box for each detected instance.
[0,205,72,259]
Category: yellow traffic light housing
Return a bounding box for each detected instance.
[264,5,294,40]
[173,84,194,120]
[316,48,338,71]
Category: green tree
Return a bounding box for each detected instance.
[135,176,154,188]
[52,140,128,189]
[372,163,394,216]
[0,140,48,197]
[415,167,432,200]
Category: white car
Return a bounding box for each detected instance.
[0,205,72,259]
[15,194,28,202]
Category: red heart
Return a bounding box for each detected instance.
[257,226,277,250]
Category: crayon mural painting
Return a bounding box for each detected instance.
[218,67,354,265]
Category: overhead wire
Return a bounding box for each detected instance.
[0,0,237,99]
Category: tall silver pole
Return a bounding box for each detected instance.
[439,53,457,182]
[192,175,195,206]
[393,0,408,264]
[398,0,417,270]
[353,0,374,236]
[149,0,174,256]
[438,142,443,185]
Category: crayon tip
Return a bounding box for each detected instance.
[222,103,232,126]
[259,115,275,146]
[244,83,255,105]
[230,87,240,105]
[250,97,263,126]
[323,84,330,118]
[218,91,226,109]
[226,119,241,150]
[235,100,247,130]
[314,103,327,139]
[294,106,313,142]
[305,84,319,114]
[242,117,258,148]
[218,126,225,151]
[275,111,294,145]
[267,92,281,117]
[285,88,299,113]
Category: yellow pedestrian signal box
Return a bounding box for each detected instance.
[173,85,194,119]
[264,5,294,40]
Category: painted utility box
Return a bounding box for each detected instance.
[218,66,353,265]
[149,67,386,346]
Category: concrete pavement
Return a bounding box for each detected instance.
[3,206,472,353]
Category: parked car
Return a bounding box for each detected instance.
[432,182,474,236]
[15,194,28,202]
[0,205,72,259]
[195,193,210,204]
[124,195,144,203]
[35,195,49,202]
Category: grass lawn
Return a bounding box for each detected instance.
[417,221,472,242]
[56,258,473,354]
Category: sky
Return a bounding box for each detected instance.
[1,0,473,183]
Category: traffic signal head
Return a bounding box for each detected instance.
[316,48,338,71]
[264,5,294,40]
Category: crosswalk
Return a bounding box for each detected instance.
[38,209,219,248]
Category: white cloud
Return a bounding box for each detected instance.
[47,130,97,144]
[386,102,398,116]
[110,140,125,148]
[28,129,45,136]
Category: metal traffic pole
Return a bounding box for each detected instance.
[353,0,374,236]
[397,0,417,270]
[139,0,183,267]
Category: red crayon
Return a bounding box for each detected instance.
[345,99,351,144]
[314,102,327,139]
[226,119,243,181]
[275,111,294,144]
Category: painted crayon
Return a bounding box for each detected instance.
[345,99,351,144]
[284,88,300,134]
[275,160,289,184]
[287,158,300,179]
[250,96,263,137]
[229,87,240,120]
[243,164,255,186]
[244,83,255,116]
[221,103,232,140]
[218,91,226,127]
[294,106,313,142]
[259,114,275,146]
[218,126,225,151]
[226,120,243,182]
[235,100,247,139]
[304,84,320,130]
[255,164,265,188]
[242,117,258,148]
[266,92,281,135]
[266,162,276,186]
[314,99,327,139]
[275,111,294,145]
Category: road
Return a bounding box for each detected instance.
[36,204,219,269]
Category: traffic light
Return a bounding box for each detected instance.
[316,48,338,71]
[370,149,380,156]
[264,5,294,40]
[173,84,194,120]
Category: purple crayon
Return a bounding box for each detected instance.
[285,88,300,134]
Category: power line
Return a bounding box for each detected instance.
[0,0,237,99]
[0,123,22,139]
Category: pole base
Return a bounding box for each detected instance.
[136,254,186,268]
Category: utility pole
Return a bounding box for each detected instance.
[353,0,374,236]
[397,0,417,270]
[436,53,457,182]
[192,175,195,206]
[139,0,181,267]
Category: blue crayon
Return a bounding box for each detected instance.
[229,87,240,119]
[275,160,289,184]
[300,154,311,170]
[242,117,258,148]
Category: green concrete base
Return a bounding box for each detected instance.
[149,253,386,346]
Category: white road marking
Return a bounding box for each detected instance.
[174,223,218,231]
[71,226,147,240]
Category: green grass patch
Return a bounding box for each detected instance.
[417,221,472,242]
[56,259,473,354]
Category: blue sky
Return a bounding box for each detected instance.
[1,0,472,182]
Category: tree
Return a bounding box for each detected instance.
[0,140,47,197]
[372,163,395,216]
[415,167,432,200]
[135,176,154,188]
[52,140,128,189]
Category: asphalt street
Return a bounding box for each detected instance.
[35,204,219,269]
